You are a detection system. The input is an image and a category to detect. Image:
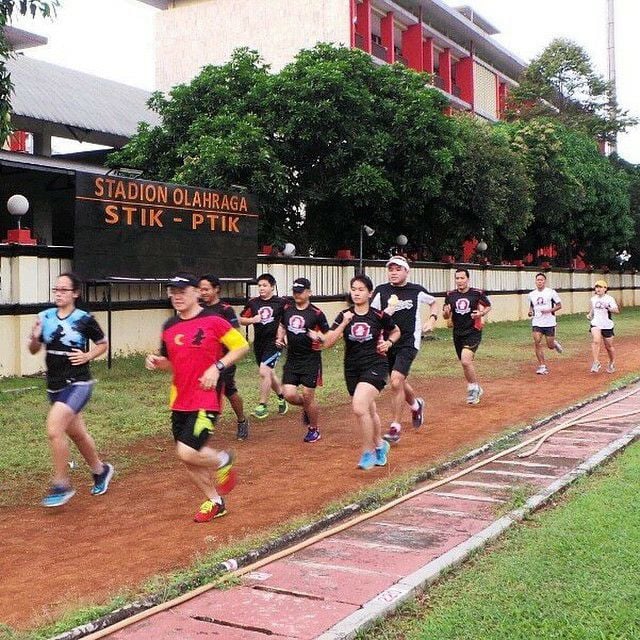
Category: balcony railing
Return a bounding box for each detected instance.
[355,32,365,51]
[372,41,387,61]
[433,74,445,90]
[452,84,462,98]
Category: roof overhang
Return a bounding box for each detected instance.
[3,25,47,50]
[0,149,108,176]
[133,0,170,8]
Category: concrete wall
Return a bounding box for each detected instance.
[155,0,351,91]
[2,253,639,377]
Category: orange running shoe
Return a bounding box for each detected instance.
[194,498,227,523]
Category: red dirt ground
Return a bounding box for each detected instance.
[2,338,640,630]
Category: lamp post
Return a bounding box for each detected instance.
[359,225,375,274]
[3,194,36,245]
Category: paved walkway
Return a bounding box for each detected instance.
[89,385,640,640]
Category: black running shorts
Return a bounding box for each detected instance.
[387,345,418,377]
[283,358,322,389]
[344,362,388,396]
[171,410,218,451]
[453,331,482,360]
[532,326,556,337]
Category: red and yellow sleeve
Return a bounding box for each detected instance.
[220,327,248,352]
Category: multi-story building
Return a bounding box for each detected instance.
[137,0,525,122]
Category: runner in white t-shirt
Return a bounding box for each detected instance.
[587,280,619,373]
[527,273,563,375]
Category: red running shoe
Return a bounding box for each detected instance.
[194,499,227,523]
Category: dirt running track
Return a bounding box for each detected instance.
[2,338,640,630]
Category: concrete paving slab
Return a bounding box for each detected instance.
[292,532,469,577]
[174,586,357,640]
[109,609,282,639]
[243,558,397,605]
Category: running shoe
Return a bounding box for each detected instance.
[357,451,376,470]
[590,362,601,373]
[277,398,289,415]
[90,462,114,496]
[383,425,401,444]
[236,418,249,441]
[375,440,390,466]
[536,365,549,375]
[252,403,269,419]
[303,427,321,443]
[606,363,616,374]
[214,453,237,495]
[467,386,484,405]
[42,485,76,508]
[194,499,227,523]
[554,341,564,354]
[411,397,425,429]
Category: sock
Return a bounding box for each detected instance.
[390,421,401,432]
[277,393,284,400]
[410,400,420,411]
[468,383,478,391]
[217,452,230,468]
[208,496,223,506]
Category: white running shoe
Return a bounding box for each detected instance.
[606,363,616,374]
[536,365,549,375]
[590,362,601,373]
[467,386,483,405]
[554,341,564,354]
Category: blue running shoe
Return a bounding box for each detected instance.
[303,427,321,443]
[42,485,76,508]
[91,462,114,496]
[375,441,390,466]
[358,451,376,470]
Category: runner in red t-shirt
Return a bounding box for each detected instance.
[146,274,249,523]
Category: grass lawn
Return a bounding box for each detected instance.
[363,439,640,640]
[2,309,640,504]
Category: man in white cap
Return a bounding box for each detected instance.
[371,256,438,443]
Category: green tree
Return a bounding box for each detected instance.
[112,45,457,254]
[507,38,636,145]
[430,115,533,261]
[504,117,633,265]
[263,44,455,255]
[0,0,60,141]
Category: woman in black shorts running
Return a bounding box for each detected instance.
[319,275,400,470]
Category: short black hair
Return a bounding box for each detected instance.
[535,272,547,279]
[350,274,374,292]
[199,274,221,288]
[455,267,470,278]
[257,273,276,287]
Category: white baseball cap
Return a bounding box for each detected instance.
[386,256,410,270]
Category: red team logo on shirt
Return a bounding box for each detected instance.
[349,322,372,342]
[288,315,307,334]
[455,298,471,314]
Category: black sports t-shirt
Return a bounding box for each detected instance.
[371,282,435,349]
[203,301,240,328]
[332,307,396,370]
[240,296,285,346]
[282,302,330,360]
[444,288,491,336]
